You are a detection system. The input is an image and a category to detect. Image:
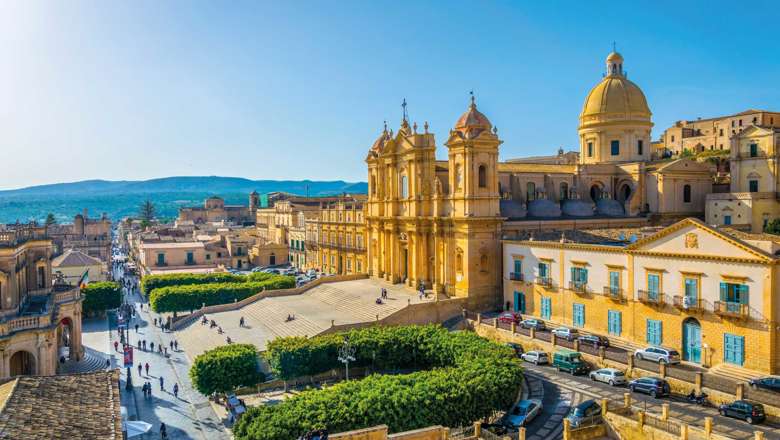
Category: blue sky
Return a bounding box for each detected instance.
[1,1,779,189]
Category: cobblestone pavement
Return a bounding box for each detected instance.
[111,266,230,440]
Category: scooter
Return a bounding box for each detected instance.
[686,391,708,405]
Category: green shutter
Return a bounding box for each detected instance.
[738,285,749,304]
[720,282,728,301]
[570,267,576,284]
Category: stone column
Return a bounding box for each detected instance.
[420,232,429,287]
[624,392,631,408]
[695,372,703,394]
[661,403,669,421]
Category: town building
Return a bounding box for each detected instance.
[366,50,713,309]
[51,249,107,284]
[177,193,259,225]
[315,195,367,275]
[656,110,780,157]
[0,224,83,378]
[0,370,122,439]
[502,218,780,373]
[705,125,780,232]
[47,210,112,262]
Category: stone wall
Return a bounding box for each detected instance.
[330,424,458,440]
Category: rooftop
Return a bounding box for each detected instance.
[504,227,658,246]
[52,249,103,268]
[0,370,122,439]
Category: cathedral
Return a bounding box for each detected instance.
[365,51,713,309]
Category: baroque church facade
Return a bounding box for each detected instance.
[366,51,713,309]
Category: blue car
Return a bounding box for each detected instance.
[506,399,542,427]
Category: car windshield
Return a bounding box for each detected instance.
[668,350,680,356]
[571,354,582,361]
[512,406,527,416]
[614,371,625,376]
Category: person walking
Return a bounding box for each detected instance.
[173,340,178,351]
[114,340,119,351]
[142,340,147,351]
[159,376,164,391]
[145,362,149,376]
[105,358,111,369]
[173,383,179,399]
[239,316,245,327]
[150,342,155,352]
[169,340,174,351]
[160,422,167,439]
[138,363,142,377]
[135,323,139,333]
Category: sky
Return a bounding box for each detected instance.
[1,1,779,190]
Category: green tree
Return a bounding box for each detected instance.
[81,281,122,316]
[190,344,263,395]
[44,213,57,226]
[765,218,780,235]
[139,200,155,223]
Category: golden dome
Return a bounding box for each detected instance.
[454,96,492,138]
[606,51,623,63]
[581,76,650,119]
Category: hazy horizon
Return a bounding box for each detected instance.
[2,0,779,189]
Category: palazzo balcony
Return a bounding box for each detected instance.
[508,272,524,282]
[602,286,624,301]
[637,290,665,306]
[535,277,554,290]
[0,284,81,337]
[714,301,749,319]
[673,295,703,312]
[568,281,588,295]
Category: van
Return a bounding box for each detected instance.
[553,350,589,375]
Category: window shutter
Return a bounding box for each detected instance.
[720,282,727,301]
[570,267,576,283]
[739,285,749,304]
[582,268,588,284]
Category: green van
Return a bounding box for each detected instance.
[553,350,589,375]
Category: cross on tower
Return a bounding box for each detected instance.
[469,90,475,106]
[401,98,408,122]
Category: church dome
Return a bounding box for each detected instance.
[580,51,651,124]
[454,96,492,138]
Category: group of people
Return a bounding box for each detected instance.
[201,315,234,344]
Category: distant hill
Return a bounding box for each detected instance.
[0,176,367,224]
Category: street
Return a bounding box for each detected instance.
[519,362,780,440]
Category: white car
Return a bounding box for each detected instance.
[520,351,549,365]
[551,327,579,341]
[506,399,542,427]
[634,347,680,365]
[589,368,627,386]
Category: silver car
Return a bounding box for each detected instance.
[520,351,549,365]
[634,347,680,364]
[589,368,627,386]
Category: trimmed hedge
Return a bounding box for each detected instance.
[81,281,122,315]
[233,325,523,440]
[141,272,275,295]
[190,344,264,395]
[149,275,295,312]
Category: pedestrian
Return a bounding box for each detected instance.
[114,340,119,351]
[143,340,147,351]
[160,422,167,439]
[145,362,149,376]
[174,340,178,350]
[169,340,173,350]
[154,318,157,326]
[138,364,142,377]
[239,316,245,327]
[164,347,168,356]
[141,382,146,397]
[158,344,162,354]
[150,342,154,352]
[173,383,179,399]
[105,358,111,369]
[159,376,164,391]
[137,340,141,350]
[146,381,152,398]
[135,323,139,333]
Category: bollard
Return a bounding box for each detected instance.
[599,346,605,361]
[477,313,482,325]
[736,383,744,400]
[530,327,536,339]
[574,339,580,352]
[511,322,517,333]
[659,361,667,378]
[518,427,526,440]
[551,333,557,346]
[704,417,712,436]
[494,318,499,329]
[661,403,669,421]
[755,431,765,440]
[601,398,608,416]
[443,427,450,440]
[474,421,482,437]
[627,353,634,370]
[680,423,688,440]
[562,419,571,440]
[695,372,703,394]
[637,410,645,428]
[624,392,631,408]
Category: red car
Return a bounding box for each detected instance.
[498,312,522,324]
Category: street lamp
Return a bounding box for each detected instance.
[338,337,356,381]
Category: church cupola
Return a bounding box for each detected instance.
[606,50,624,77]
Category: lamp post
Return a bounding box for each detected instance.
[338,337,356,381]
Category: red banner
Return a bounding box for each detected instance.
[123,345,133,367]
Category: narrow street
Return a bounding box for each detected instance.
[111,260,230,439]
[521,362,780,440]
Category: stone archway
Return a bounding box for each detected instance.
[9,350,35,376]
[58,317,73,361]
[618,183,632,203]
[589,183,604,202]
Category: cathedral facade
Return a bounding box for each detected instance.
[366,51,714,309]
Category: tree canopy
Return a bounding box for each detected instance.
[190,344,263,395]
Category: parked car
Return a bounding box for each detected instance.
[719,400,766,424]
[578,334,610,348]
[748,376,780,393]
[506,399,542,427]
[589,368,627,386]
[520,351,549,365]
[628,377,670,398]
[566,399,602,428]
[520,318,546,331]
[481,423,508,435]
[306,269,318,278]
[553,350,589,375]
[551,327,579,341]
[505,342,524,357]
[634,347,680,365]
[498,312,522,324]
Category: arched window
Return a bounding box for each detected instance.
[455,164,463,190]
[456,251,463,273]
[478,165,487,188]
[683,184,692,203]
[526,182,536,201]
[559,182,569,201]
[370,174,376,195]
[400,174,408,198]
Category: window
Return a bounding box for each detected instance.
[570,267,588,288]
[731,120,735,127]
[749,143,758,157]
[683,184,692,203]
[724,334,745,366]
[456,252,463,273]
[157,253,165,265]
[739,119,743,127]
[513,259,522,276]
[206,253,211,260]
[346,259,352,271]
[647,273,660,299]
[356,261,362,272]
[637,140,643,155]
[560,182,569,200]
[572,304,585,327]
[478,165,487,188]
[719,129,723,136]
[217,252,222,258]
[749,180,759,192]
[646,319,662,345]
[541,297,552,319]
[186,251,194,265]
[608,310,622,336]
[538,262,549,279]
[610,140,620,156]
[720,282,748,305]
[400,175,408,198]
[587,142,593,157]
[671,135,675,142]
[724,215,732,225]
[608,271,620,294]
[526,182,536,201]
[684,277,698,302]
[370,175,376,195]
[514,291,526,313]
